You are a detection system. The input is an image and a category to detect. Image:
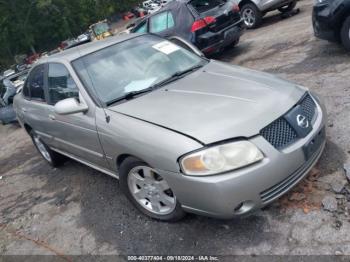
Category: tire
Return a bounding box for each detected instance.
[341,16,350,51]
[232,37,240,47]
[241,3,262,29]
[278,1,297,13]
[119,157,186,222]
[29,130,66,167]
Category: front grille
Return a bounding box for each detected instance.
[260,118,298,149]
[260,93,317,149]
[299,94,317,122]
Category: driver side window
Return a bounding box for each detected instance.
[48,63,79,105]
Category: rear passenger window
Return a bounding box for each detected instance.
[150,12,175,33]
[48,63,79,105]
[28,65,45,100]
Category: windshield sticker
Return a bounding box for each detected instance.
[152,41,180,55]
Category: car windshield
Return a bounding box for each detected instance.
[72,35,206,105]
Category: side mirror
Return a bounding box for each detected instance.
[167,36,205,57]
[54,98,88,115]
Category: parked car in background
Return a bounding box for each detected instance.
[0,70,28,124]
[89,20,113,41]
[237,0,297,28]
[313,0,350,51]
[131,7,148,17]
[25,53,40,65]
[77,33,91,44]
[123,11,135,20]
[16,63,30,72]
[3,69,15,78]
[14,34,326,221]
[131,0,244,55]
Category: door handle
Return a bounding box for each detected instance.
[49,114,56,120]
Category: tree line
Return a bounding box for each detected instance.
[0,0,141,69]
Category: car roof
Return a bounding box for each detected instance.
[42,34,144,64]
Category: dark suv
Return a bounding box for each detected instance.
[313,0,350,50]
[131,0,245,55]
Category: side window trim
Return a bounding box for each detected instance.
[24,64,47,103]
[22,72,32,100]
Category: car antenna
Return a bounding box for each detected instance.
[76,46,111,123]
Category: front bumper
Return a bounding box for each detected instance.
[159,94,326,219]
[198,19,245,55]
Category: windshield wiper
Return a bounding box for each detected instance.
[106,64,205,106]
[171,64,205,78]
[146,63,205,91]
[106,87,153,106]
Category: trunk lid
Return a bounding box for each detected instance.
[190,0,241,32]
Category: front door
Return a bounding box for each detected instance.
[45,62,109,168]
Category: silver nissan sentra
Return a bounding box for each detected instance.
[14,34,326,221]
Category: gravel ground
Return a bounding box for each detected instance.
[1,0,350,258]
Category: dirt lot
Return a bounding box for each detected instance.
[1,0,350,258]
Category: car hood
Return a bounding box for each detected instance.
[108,61,305,145]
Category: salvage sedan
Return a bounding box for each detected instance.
[14,34,326,221]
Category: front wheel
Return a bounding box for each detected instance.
[119,157,186,221]
[341,16,350,51]
[241,3,262,29]
[278,1,297,13]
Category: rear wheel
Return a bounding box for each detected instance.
[341,16,350,51]
[278,1,297,13]
[241,3,262,29]
[30,130,66,167]
[119,157,186,221]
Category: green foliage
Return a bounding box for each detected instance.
[0,0,142,69]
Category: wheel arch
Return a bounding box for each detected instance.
[116,154,142,170]
[239,0,259,10]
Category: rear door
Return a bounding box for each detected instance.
[189,0,241,32]
[20,64,55,145]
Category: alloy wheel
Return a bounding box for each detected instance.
[127,166,176,215]
[242,8,255,27]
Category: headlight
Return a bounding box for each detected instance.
[180,141,264,176]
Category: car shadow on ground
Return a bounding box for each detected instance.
[258,9,302,30]
[211,40,253,62]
